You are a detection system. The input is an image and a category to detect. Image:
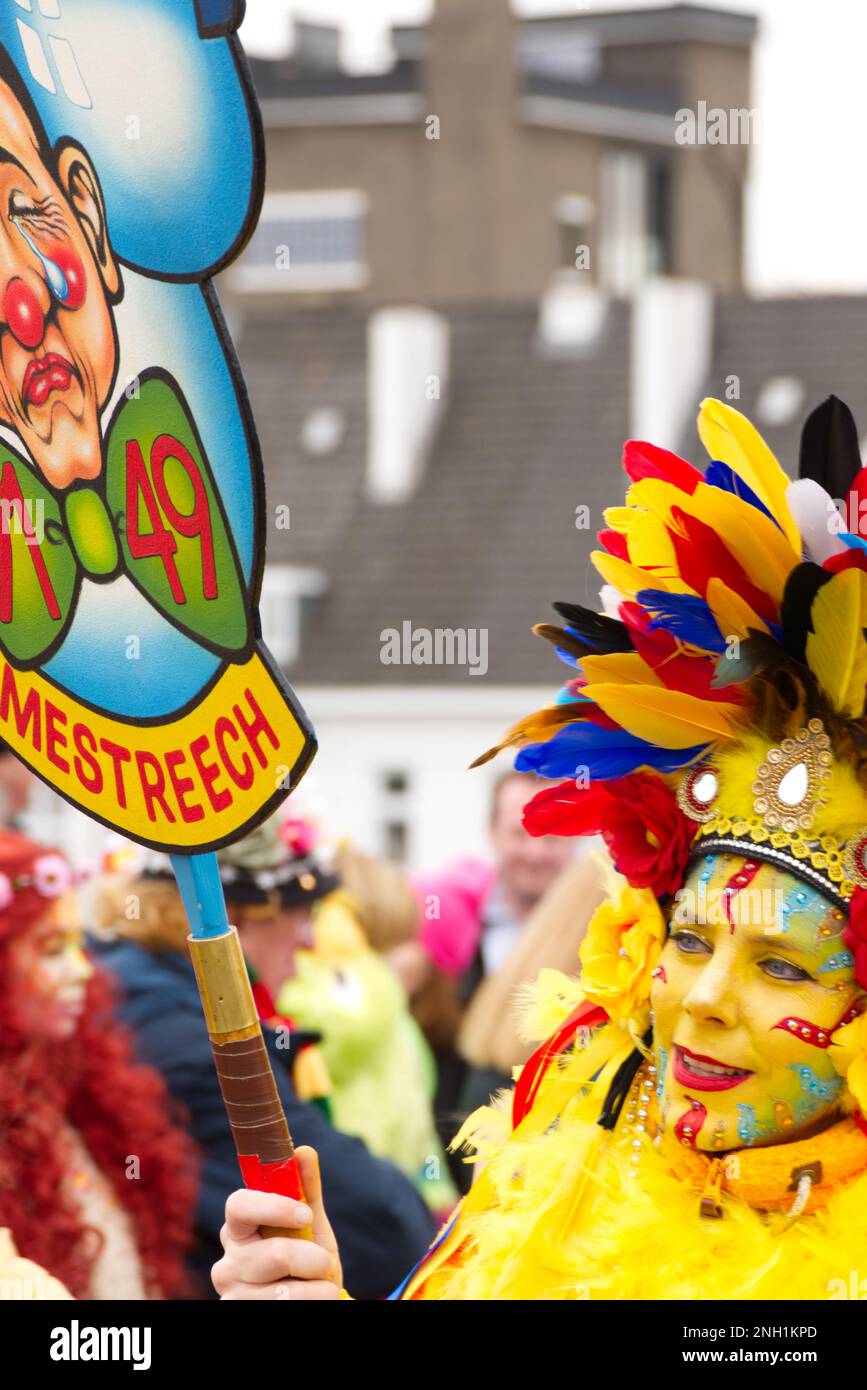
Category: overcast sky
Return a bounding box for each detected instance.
[240,0,867,297]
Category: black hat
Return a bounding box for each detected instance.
[216,814,338,913]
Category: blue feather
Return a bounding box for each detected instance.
[839,532,867,555]
[635,590,726,652]
[705,460,778,526]
[515,723,708,780]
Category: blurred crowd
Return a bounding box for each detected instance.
[0,744,604,1300]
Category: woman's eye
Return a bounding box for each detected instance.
[759,957,812,983]
[672,930,711,955]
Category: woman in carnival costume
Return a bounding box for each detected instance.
[213,394,867,1301]
[0,830,194,1299]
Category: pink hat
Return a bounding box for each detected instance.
[412,858,497,977]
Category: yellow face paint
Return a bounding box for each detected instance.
[651,855,863,1151]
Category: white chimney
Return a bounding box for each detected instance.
[537,280,608,355]
[367,307,450,505]
[631,276,713,450]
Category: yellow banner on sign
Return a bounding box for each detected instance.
[0,650,314,851]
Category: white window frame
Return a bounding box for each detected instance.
[259,565,328,668]
[234,190,370,294]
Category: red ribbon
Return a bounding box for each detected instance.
[512,1000,608,1129]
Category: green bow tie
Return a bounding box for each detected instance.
[0,371,250,667]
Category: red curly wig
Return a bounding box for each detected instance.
[0,831,198,1298]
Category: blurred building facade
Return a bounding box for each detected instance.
[217,1,767,870]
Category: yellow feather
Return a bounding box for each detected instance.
[603,506,691,590]
[578,652,664,687]
[628,478,798,603]
[580,682,741,747]
[591,549,678,598]
[697,398,801,553]
[705,577,768,641]
[805,567,867,717]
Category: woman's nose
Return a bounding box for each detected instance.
[4,276,46,349]
[683,957,739,1028]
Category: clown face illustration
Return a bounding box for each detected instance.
[0,72,120,491]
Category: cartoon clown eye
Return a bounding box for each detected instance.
[677,763,719,822]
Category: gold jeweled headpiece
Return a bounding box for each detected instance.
[677,720,867,905]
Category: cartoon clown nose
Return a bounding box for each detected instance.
[4,219,85,348]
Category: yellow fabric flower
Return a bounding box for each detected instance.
[830,1010,867,1113]
[578,881,667,1023]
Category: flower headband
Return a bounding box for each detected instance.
[0,853,77,913]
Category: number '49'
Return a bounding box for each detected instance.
[125,435,217,606]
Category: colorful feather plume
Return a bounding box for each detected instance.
[480,396,867,801]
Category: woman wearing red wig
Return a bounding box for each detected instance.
[0,830,196,1299]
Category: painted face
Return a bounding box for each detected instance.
[651,854,863,1151]
[7,889,93,1042]
[0,77,118,490]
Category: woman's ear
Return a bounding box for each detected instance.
[56,142,121,299]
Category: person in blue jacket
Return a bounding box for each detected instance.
[91,827,435,1300]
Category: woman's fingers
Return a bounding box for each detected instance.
[213,1150,344,1300]
[213,1233,335,1295]
[222,1188,314,1242]
[221,1279,343,1302]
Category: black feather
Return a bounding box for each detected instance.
[799,395,862,497]
[552,601,634,653]
[533,623,596,661]
[711,630,787,688]
[780,561,834,663]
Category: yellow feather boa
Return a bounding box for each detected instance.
[404,956,867,1301]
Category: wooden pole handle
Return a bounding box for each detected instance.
[189,927,313,1240]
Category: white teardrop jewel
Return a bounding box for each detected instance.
[777,762,809,806]
[752,719,832,833]
[677,764,719,822]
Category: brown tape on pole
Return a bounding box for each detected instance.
[189,927,312,1240]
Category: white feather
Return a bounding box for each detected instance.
[599,584,626,619]
[786,478,847,564]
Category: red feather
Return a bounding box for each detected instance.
[668,506,777,622]
[622,440,702,494]
[523,780,616,837]
[824,549,867,575]
[619,601,745,704]
[845,467,867,538]
[598,528,630,560]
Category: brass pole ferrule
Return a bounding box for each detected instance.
[187,926,259,1038]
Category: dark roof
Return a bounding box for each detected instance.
[236,302,632,685]
[247,55,421,103]
[524,72,683,116]
[685,295,867,471]
[238,293,867,688]
[521,3,757,43]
